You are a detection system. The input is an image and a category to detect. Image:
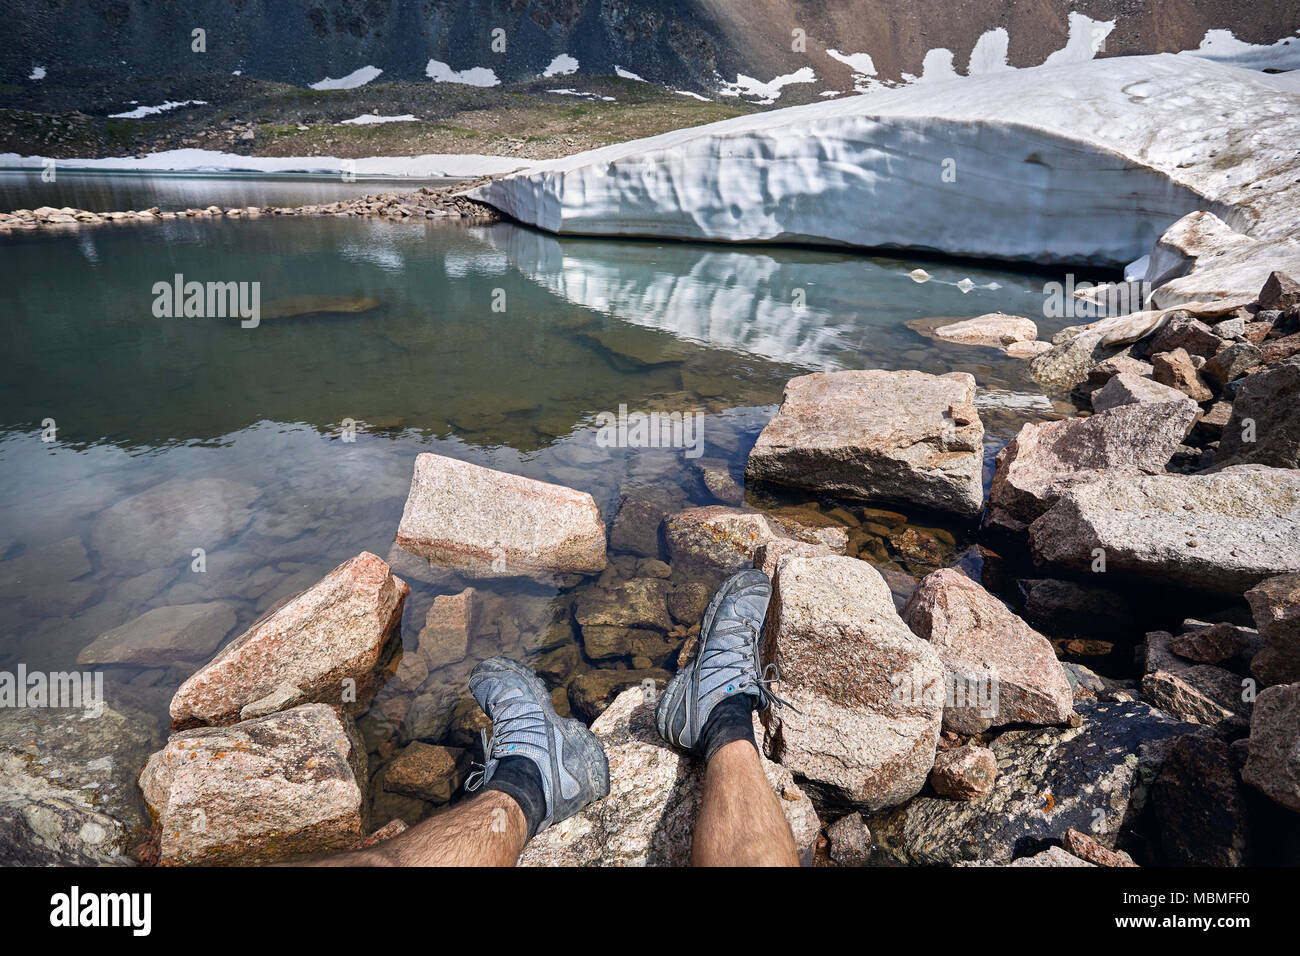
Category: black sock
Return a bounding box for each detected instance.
[483,756,547,839]
[700,693,758,763]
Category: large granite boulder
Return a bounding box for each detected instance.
[1217,356,1300,468]
[170,551,408,726]
[396,453,606,580]
[0,703,162,865]
[901,569,1073,734]
[987,400,1197,533]
[745,370,984,518]
[1240,681,1300,813]
[519,689,820,866]
[663,506,831,579]
[873,700,1199,865]
[761,555,944,810]
[1151,734,1257,866]
[139,703,367,865]
[1029,465,1300,595]
[1245,573,1300,686]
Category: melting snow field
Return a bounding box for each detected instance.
[309,66,383,90]
[109,100,208,119]
[424,60,499,86]
[470,54,1300,307]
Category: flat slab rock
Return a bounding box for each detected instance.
[170,551,408,726]
[1030,465,1300,595]
[762,555,944,810]
[745,370,984,518]
[139,703,367,866]
[519,689,820,866]
[396,453,606,580]
[873,699,1199,865]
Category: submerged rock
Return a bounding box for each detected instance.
[663,506,786,578]
[745,370,984,518]
[761,555,944,810]
[901,569,1073,734]
[519,689,820,866]
[170,551,408,726]
[417,587,477,672]
[139,704,367,866]
[1029,465,1300,595]
[873,700,1198,865]
[78,602,237,667]
[396,453,606,580]
[911,312,1037,348]
[90,477,259,568]
[383,742,463,804]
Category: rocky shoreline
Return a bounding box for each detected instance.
[0,181,499,231]
[6,268,1295,867]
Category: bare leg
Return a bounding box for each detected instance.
[692,740,798,867]
[306,790,528,867]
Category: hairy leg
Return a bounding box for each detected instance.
[692,739,799,867]
[306,790,528,867]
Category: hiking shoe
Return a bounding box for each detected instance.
[656,568,784,753]
[465,657,609,833]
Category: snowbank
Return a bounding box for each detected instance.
[0,149,530,179]
[470,54,1300,301]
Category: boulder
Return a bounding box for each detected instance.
[1006,846,1095,867]
[1169,622,1252,664]
[1029,465,1300,594]
[1029,330,1121,394]
[901,569,1073,733]
[1140,666,1248,728]
[928,312,1038,347]
[1245,573,1300,686]
[667,581,711,626]
[873,700,1199,865]
[745,370,984,518]
[1063,828,1138,866]
[383,742,463,803]
[662,506,786,578]
[1259,271,1300,311]
[1151,348,1213,401]
[170,551,408,726]
[1148,313,1224,358]
[518,689,820,865]
[987,400,1197,533]
[608,487,677,558]
[417,587,477,671]
[139,704,367,865]
[1201,342,1262,388]
[1240,681,1300,812]
[567,668,670,722]
[694,458,745,505]
[0,703,162,865]
[575,578,672,634]
[91,477,259,567]
[1217,356,1300,469]
[1018,578,1136,641]
[929,744,998,799]
[1089,372,1198,414]
[78,603,237,667]
[396,453,606,580]
[1151,734,1257,865]
[761,556,944,809]
[826,813,873,866]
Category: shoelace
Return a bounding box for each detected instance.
[464,695,547,792]
[701,621,798,713]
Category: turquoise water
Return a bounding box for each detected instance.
[0,204,1066,832]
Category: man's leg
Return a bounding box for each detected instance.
[308,790,528,867]
[693,738,798,866]
[655,569,799,867]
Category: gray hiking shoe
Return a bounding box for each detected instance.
[465,657,610,833]
[656,568,785,753]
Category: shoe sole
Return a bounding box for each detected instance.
[480,657,611,806]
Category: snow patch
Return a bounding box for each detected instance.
[1042,13,1114,66]
[547,89,615,101]
[967,29,1013,74]
[29,66,45,81]
[717,67,816,104]
[615,66,646,82]
[1179,29,1300,71]
[310,66,382,90]
[826,49,882,93]
[425,60,500,87]
[675,90,710,102]
[109,100,208,119]
[339,114,418,125]
[542,54,579,78]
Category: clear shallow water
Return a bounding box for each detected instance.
[0,169,456,213]
[0,208,1069,833]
